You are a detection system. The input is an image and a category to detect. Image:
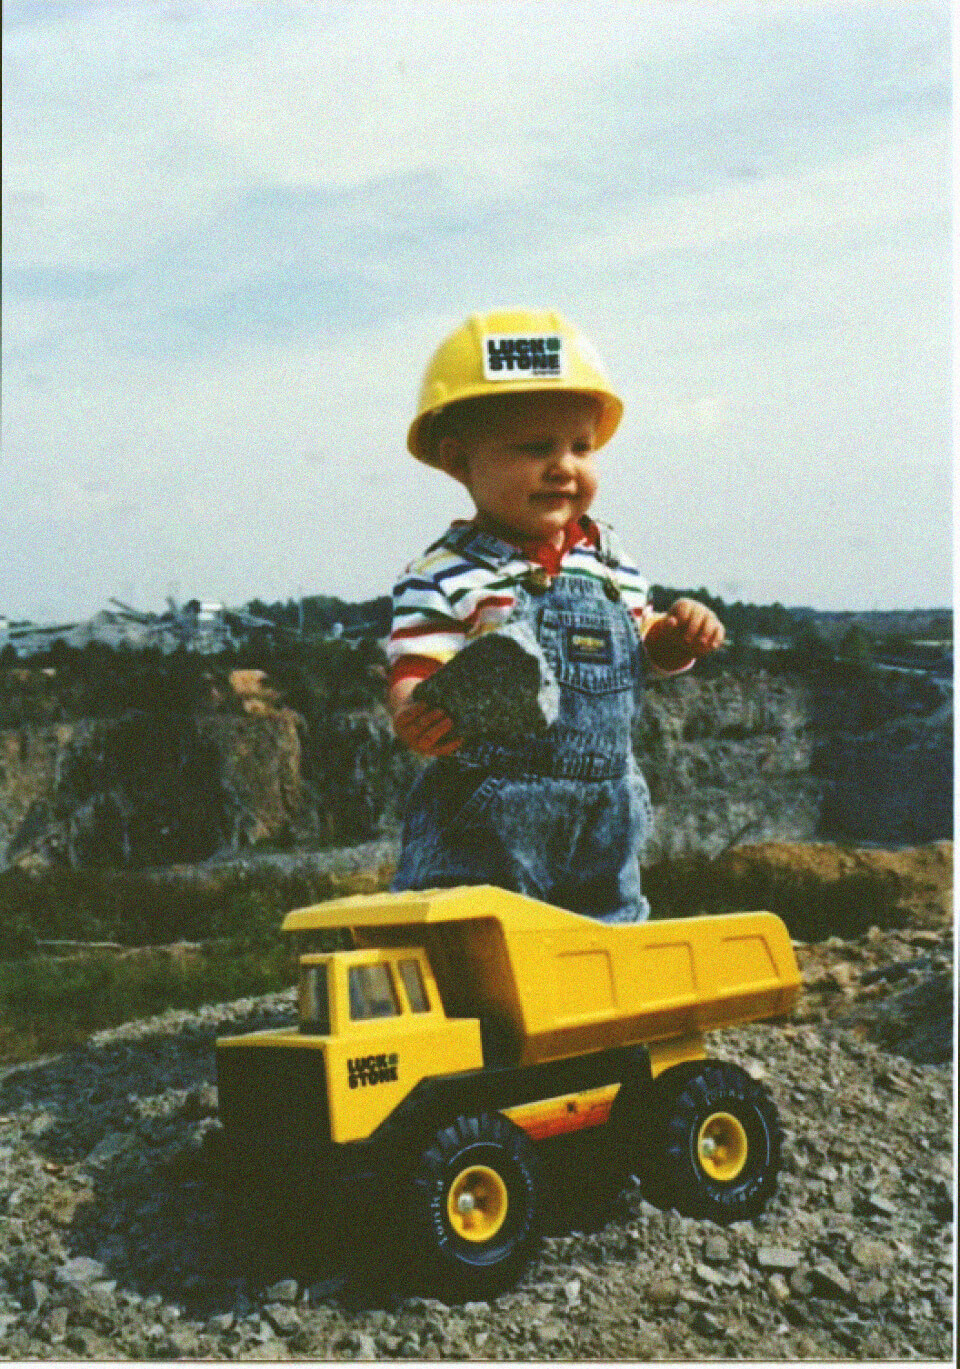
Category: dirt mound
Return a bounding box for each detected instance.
[791,923,953,1064]
[717,841,953,934]
[647,840,952,941]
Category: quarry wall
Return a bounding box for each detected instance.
[0,664,950,872]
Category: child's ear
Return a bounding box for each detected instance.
[438,436,470,485]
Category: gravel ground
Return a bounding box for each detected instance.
[0,924,953,1361]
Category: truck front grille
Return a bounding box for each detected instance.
[216,1044,330,1161]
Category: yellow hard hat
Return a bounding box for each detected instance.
[408,309,624,466]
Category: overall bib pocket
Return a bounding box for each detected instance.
[537,607,634,695]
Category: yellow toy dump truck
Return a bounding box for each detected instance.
[216,886,801,1300]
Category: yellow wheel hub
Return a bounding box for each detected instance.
[697,1112,749,1181]
[447,1164,509,1242]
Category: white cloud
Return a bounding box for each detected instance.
[3,1,705,272]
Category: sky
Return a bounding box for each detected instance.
[1,0,951,623]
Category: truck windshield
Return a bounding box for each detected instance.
[299,964,330,1034]
[349,963,400,1020]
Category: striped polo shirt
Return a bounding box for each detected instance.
[388,517,659,688]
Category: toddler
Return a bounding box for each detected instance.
[388,310,724,922]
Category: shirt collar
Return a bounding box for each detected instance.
[441,516,600,572]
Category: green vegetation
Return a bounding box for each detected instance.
[0,632,387,728]
[650,588,952,676]
[1,869,279,952]
[650,586,797,642]
[2,593,950,731]
[838,625,874,676]
[0,938,295,1064]
[0,874,361,1064]
[245,592,391,638]
[0,861,387,956]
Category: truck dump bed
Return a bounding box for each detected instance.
[283,886,801,1067]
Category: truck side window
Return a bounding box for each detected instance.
[398,958,430,1012]
[349,964,400,1020]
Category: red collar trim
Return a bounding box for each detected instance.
[517,517,599,575]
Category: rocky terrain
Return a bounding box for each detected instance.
[0,910,952,1362]
[636,664,952,858]
[0,650,953,1358]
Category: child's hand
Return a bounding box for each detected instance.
[644,598,725,672]
[664,598,726,656]
[391,698,462,756]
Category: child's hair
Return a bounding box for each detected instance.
[425,390,605,465]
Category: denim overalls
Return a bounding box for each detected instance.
[392,527,652,923]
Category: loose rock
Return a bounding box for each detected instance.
[703,1234,731,1263]
[810,1262,853,1299]
[850,1238,895,1273]
[54,1257,107,1289]
[865,1191,898,1216]
[263,1278,299,1304]
[263,1303,300,1338]
[692,1309,725,1338]
[767,1273,791,1303]
[757,1245,802,1272]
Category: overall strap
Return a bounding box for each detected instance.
[581,516,625,570]
[430,523,521,571]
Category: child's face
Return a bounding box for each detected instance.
[443,391,600,545]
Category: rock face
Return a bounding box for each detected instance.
[0,662,950,871]
[638,671,821,861]
[0,725,73,869]
[637,667,952,861]
[0,919,952,1361]
[815,701,953,844]
[3,713,305,869]
[2,707,414,871]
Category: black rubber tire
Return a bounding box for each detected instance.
[648,1060,783,1223]
[631,1061,707,1210]
[406,1113,544,1301]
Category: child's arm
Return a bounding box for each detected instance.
[388,560,470,756]
[643,598,726,673]
[388,671,462,756]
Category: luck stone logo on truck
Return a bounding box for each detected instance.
[348,1053,399,1088]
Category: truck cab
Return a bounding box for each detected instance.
[294,946,483,1143]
